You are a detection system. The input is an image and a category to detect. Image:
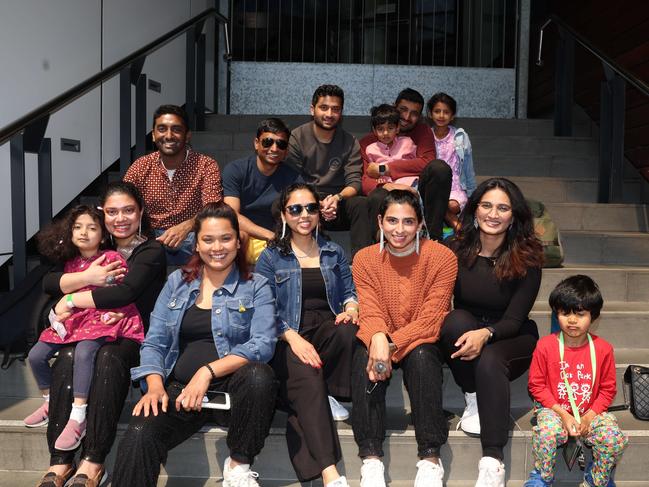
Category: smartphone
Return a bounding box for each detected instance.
[201,390,231,410]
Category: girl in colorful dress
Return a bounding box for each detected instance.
[526,275,627,487]
[427,92,477,232]
[24,205,144,453]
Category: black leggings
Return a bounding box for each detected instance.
[439,309,539,459]
[47,338,140,466]
[112,362,278,487]
[351,342,449,459]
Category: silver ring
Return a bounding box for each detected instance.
[105,275,116,285]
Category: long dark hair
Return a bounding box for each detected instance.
[98,181,152,237]
[267,183,325,256]
[451,177,543,280]
[181,202,250,282]
[37,205,110,264]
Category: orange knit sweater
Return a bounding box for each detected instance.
[352,239,458,362]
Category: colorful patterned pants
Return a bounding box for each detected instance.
[532,409,628,486]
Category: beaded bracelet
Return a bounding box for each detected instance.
[204,363,217,381]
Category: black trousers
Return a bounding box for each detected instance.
[271,316,358,481]
[351,342,449,459]
[47,338,140,466]
[322,195,372,257]
[111,362,278,487]
[367,160,451,242]
[439,309,539,459]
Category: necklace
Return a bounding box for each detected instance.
[387,242,416,257]
[292,238,317,259]
[78,255,96,268]
[117,234,147,260]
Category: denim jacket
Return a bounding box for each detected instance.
[131,266,277,389]
[453,126,477,196]
[255,236,357,335]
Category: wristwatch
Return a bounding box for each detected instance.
[335,193,344,202]
[378,164,387,176]
[485,326,496,343]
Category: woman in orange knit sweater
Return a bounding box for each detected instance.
[351,190,458,487]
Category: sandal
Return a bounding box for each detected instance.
[35,465,74,487]
[66,467,107,487]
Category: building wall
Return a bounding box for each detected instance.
[0,0,218,265]
[230,62,516,117]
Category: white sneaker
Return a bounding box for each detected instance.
[360,458,386,487]
[475,456,506,487]
[415,459,444,487]
[326,475,350,487]
[457,392,480,435]
[222,457,260,487]
[329,395,350,421]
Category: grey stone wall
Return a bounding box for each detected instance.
[230,62,515,118]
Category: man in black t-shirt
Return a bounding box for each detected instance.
[223,118,303,263]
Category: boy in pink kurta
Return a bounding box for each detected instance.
[365,104,419,188]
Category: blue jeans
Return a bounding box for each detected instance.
[153,228,195,266]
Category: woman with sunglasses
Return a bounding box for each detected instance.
[256,183,359,487]
[440,177,544,487]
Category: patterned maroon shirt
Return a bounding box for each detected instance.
[124,149,223,229]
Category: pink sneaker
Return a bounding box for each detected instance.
[54,419,86,451]
[23,401,49,428]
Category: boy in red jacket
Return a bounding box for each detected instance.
[526,275,627,487]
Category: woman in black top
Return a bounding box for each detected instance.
[440,177,543,487]
[37,181,166,487]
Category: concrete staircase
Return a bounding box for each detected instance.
[2,114,649,486]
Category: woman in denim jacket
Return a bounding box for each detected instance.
[256,183,359,487]
[112,203,278,487]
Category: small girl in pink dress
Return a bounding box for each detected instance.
[23,205,144,452]
[427,92,477,232]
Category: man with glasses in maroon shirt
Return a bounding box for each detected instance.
[124,104,223,265]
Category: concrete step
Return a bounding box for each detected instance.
[544,203,649,232]
[204,115,596,139]
[477,176,649,204]
[0,404,646,485]
[560,231,649,266]
[539,266,649,302]
[471,136,598,158]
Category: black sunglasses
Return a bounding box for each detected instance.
[259,137,289,150]
[285,203,320,216]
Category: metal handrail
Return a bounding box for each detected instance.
[0,7,228,146]
[537,14,649,98]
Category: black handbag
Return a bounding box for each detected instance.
[623,365,649,421]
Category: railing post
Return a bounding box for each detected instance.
[598,66,626,203]
[38,138,52,229]
[196,33,206,131]
[186,29,197,130]
[554,29,574,136]
[119,67,132,176]
[135,73,147,159]
[10,134,27,286]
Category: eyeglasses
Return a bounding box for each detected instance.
[477,202,512,214]
[285,203,320,216]
[259,137,289,150]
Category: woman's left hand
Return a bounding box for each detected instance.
[335,308,358,325]
[101,312,125,325]
[451,328,491,361]
[175,366,212,412]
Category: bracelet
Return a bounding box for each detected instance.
[66,294,75,309]
[204,363,217,381]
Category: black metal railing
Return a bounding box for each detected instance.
[537,14,649,204]
[0,8,230,288]
[230,0,519,68]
